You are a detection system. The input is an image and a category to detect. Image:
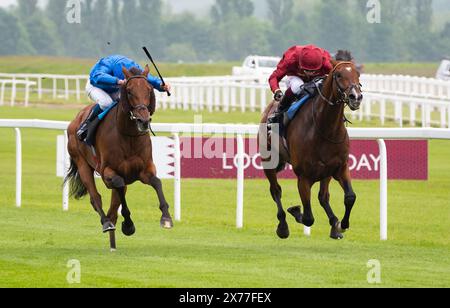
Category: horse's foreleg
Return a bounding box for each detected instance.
[337,166,356,231]
[319,177,343,240]
[141,164,173,229]
[77,159,114,233]
[104,168,135,236]
[297,178,315,227]
[265,169,289,239]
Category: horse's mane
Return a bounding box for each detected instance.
[128,67,143,76]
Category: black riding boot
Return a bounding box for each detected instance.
[84,117,101,147]
[268,89,297,125]
[77,104,102,142]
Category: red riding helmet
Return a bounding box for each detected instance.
[299,46,324,71]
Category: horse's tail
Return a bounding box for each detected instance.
[63,158,88,200]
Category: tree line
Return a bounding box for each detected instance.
[0,0,449,63]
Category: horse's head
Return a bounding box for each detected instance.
[121,65,156,133]
[331,60,363,111]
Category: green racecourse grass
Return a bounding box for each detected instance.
[0,105,449,288]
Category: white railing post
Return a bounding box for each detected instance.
[236,135,244,229]
[37,77,42,100]
[207,86,213,112]
[240,87,246,113]
[214,85,220,111]
[15,128,22,208]
[260,88,267,112]
[378,139,388,241]
[24,81,30,107]
[410,103,416,127]
[448,106,450,129]
[198,86,205,111]
[53,78,57,99]
[11,76,17,106]
[192,86,198,112]
[250,87,256,112]
[231,86,237,111]
[223,85,230,113]
[380,99,386,126]
[440,107,446,128]
[76,78,81,101]
[173,133,181,222]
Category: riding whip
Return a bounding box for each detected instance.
[142,47,171,97]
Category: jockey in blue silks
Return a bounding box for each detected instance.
[77,55,171,142]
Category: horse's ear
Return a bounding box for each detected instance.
[143,64,150,77]
[122,66,132,79]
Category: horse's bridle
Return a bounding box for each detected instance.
[316,61,362,107]
[312,62,362,144]
[124,75,153,121]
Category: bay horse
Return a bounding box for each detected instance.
[65,65,173,250]
[260,60,363,240]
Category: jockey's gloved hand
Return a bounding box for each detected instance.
[274,90,284,102]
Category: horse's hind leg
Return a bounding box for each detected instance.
[76,159,115,233]
[319,177,343,240]
[265,169,289,239]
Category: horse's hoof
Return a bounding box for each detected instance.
[330,225,344,240]
[110,248,117,253]
[102,221,116,233]
[160,218,173,229]
[122,221,136,237]
[276,222,290,239]
[287,206,303,224]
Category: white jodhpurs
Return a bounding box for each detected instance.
[85,81,120,111]
[286,76,305,96]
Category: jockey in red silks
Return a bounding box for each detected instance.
[268,44,333,124]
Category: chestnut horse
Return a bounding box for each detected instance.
[260,60,363,240]
[65,66,173,250]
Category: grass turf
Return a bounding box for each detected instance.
[0,106,449,288]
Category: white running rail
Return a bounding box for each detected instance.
[1,120,450,240]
